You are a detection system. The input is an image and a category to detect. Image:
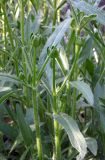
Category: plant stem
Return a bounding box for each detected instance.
[32,47,43,160]
[43,0,46,15]
[2,4,5,48]
[1,3,6,66]
[72,41,79,118]
[1,4,14,49]
[57,0,60,23]
[20,2,24,44]
[28,1,32,14]
[53,0,57,30]
[52,51,61,160]
[72,44,79,118]
[19,2,28,101]
[52,1,61,159]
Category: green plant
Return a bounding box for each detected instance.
[0,0,105,160]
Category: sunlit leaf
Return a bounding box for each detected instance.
[54,113,87,160]
[38,18,71,68]
[86,137,98,156]
[71,81,94,106]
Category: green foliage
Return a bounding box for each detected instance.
[0,0,105,159]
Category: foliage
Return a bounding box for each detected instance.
[0,0,105,159]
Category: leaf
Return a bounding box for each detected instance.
[0,87,11,93]
[0,91,14,104]
[25,12,42,42]
[80,14,96,29]
[99,97,105,106]
[38,18,71,68]
[99,107,105,133]
[16,104,33,147]
[22,48,32,76]
[9,133,23,154]
[0,73,21,84]
[57,0,67,10]
[71,81,94,106]
[37,49,53,82]
[94,84,105,132]
[56,46,69,75]
[20,146,30,160]
[0,73,30,88]
[72,1,105,25]
[86,137,98,156]
[25,108,34,124]
[45,62,53,91]
[0,119,17,139]
[30,0,39,11]
[78,37,93,64]
[54,113,87,160]
[41,77,52,95]
[85,59,94,78]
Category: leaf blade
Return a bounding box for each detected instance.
[71,81,94,106]
[54,113,87,160]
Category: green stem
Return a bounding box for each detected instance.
[2,4,5,47]
[53,0,57,30]
[20,2,24,44]
[28,1,32,14]
[19,2,28,101]
[43,0,46,15]
[52,51,61,160]
[72,44,79,118]
[52,1,61,158]
[32,47,43,160]
[57,0,60,23]
[1,4,14,49]
[1,4,6,66]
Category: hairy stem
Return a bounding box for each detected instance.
[32,47,43,160]
[72,44,79,118]
[52,51,61,160]
[52,1,61,159]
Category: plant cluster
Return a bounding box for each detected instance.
[0,0,105,159]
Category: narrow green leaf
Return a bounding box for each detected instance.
[0,119,17,139]
[71,81,94,106]
[0,91,14,104]
[78,37,93,64]
[0,87,11,93]
[9,133,23,154]
[56,46,69,75]
[30,0,39,11]
[16,105,33,147]
[0,73,31,89]
[38,18,71,68]
[20,146,30,160]
[57,0,66,10]
[80,14,96,29]
[0,73,21,84]
[86,137,97,156]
